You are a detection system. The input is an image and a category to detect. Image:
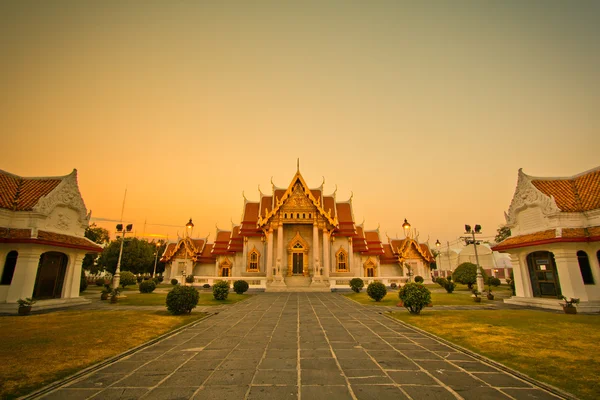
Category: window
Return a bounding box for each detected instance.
[297,213,300,219]
[285,213,288,218]
[578,251,594,284]
[336,248,348,271]
[1,251,18,285]
[309,213,312,218]
[247,248,260,272]
[303,213,305,219]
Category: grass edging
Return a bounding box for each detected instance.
[18,312,215,400]
[382,312,578,400]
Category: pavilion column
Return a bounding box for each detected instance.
[511,253,531,298]
[322,229,330,279]
[313,223,320,277]
[276,223,284,279]
[266,229,274,280]
[215,259,219,277]
[553,249,588,301]
[6,249,42,303]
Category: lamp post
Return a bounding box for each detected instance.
[182,218,194,285]
[464,224,484,294]
[113,223,133,289]
[435,239,442,277]
[152,242,161,277]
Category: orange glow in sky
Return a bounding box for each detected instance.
[2,1,599,247]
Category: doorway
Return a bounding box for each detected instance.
[526,251,561,298]
[34,252,68,299]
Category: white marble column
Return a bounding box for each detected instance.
[348,238,353,272]
[554,249,588,301]
[215,259,219,277]
[313,223,320,277]
[322,229,330,279]
[266,229,274,280]
[276,223,284,279]
[6,249,41,303]
[511,253,531,298]
[64,252,86,298]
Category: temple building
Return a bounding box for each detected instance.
[493,167,600,312]
[161,167,435,291]
[0,169,102,312]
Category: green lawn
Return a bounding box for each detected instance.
[344,290,498,306]
[114,292,250,306]
[392,310,600,400]
[0,310,207,399]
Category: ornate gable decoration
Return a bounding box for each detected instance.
[258,172,337,227]
[396,239,432,263]
[33,170,89,223]
[505,169,560,225]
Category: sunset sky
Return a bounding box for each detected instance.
[2,1,599,248]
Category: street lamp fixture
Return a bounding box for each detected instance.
[113,223,133,289]
[463,224,484,294]
[186,218,194,237]
[402,218,411,237]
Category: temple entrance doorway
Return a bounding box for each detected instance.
[34,252,68,299]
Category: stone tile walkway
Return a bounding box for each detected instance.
[36,293,567,399]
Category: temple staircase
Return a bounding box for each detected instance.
[266,276,330,292]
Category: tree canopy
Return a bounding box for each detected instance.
[495,226,511,243]
[82,223,110,273]
[97,238,162,275]
[452,262,488,289]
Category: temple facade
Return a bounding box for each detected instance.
[493,167,600,312]
[162,168,434,291]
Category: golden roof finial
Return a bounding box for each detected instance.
[297,158,300,173]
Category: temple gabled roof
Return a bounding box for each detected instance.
[529,167,600,212]
[161,237,205,262]
[258,170,337,228]
[389,237,435,263]
[0,169,65,211]
[364,230,385,255]
[212,229,234,255]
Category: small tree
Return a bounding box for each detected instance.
[166,286,200,315]
[213,280,230,300]
[119,271,137,288]
[233,280,249,294]
[495,226,511,243]
[398,283,432,314]
[452,262,487,290]
[366,281,387,302]
[349,278,364,293]
[414,275,424,283]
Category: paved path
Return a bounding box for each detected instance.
[37,293,565,400]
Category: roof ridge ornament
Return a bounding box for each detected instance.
[297,158,300,173]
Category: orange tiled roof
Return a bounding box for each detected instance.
[260,196,272,218]
[310,189,321,204]
[0,227,101,252]
[531,168,600,212]
[240,203,261,236]
[381,244,397,263]
[0,170,62,211]
[196,243,216,263]
[323,196,336,218]
[364,231,384,255]
[491,228,600,251]
[353,226,368,252]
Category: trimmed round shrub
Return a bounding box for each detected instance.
[156,275,164,283]
[366,281,387,302]
[139,280,157,293]
[166,286,200,315]
[414,275,424,283]
[399,283,432,314]
[203,283,211,289]
[349,278,364,293]
[213,280,230,300]
[171,278,178,285]
[453,263,488,289]
[487,276,501,287]
[95,277,105,286]
[233,280,249,294]
[119,271,137,288]
[446,274,452,282]
[185,274,195,284]
[136,276,143,283]
[390,282,397,289]
[152,276,161,284]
